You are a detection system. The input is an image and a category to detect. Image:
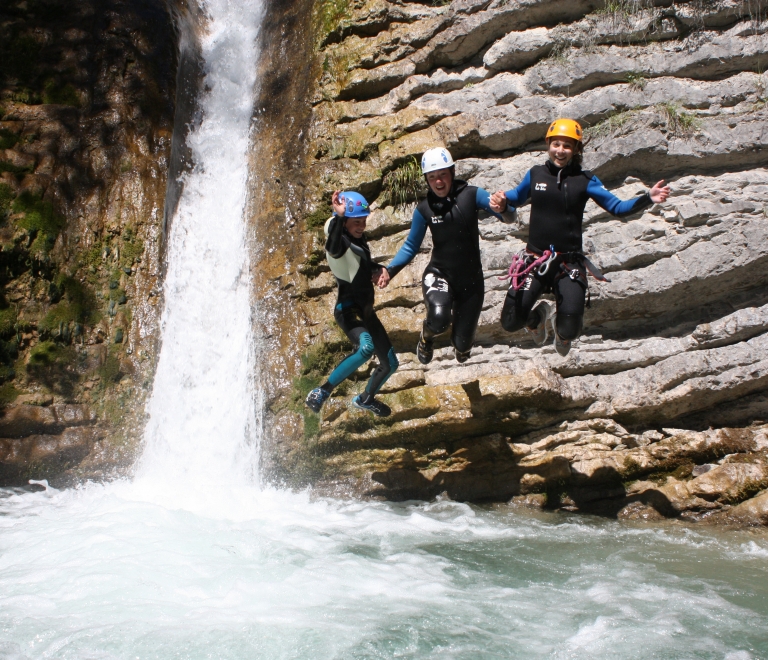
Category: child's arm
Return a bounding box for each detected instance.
[586,176,668,217]
[324,190,351,258]
[503,170,532,208]
[324,215,348,258]
[385,207,428,279]
[477,187,517,223]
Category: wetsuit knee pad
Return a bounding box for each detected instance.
[501,310,528,333]
[556,313,582,341]
[426,305,451,336]
[357,332,374,360]
[452,334,474,353]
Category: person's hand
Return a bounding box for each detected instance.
[649,180,670,204]
[490,190,507,213]
[374,267,390,289]
[331,190,346,216]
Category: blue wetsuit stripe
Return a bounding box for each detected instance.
[327,333,373,387]
[587,176,649,216]
[475,188,503,219]
[387,207,428,276]
[504,170,532,207]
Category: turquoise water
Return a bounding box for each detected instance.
[1,482,766,659]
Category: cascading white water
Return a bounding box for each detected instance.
[138,0,265,490]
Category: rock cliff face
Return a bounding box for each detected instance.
[264,0,768,526]
[0,0,176,485]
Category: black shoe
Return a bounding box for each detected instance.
[351,394,391,417]
[554,333,572,357]
[454,347,471,363]
[416,332,433,365]
[305,387,330,413]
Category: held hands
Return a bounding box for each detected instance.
[331,190,346,216]
[649,180,671,204]
[373,266,390,289]
[490,190,507,214]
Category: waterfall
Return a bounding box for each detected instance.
[137,0,265,489]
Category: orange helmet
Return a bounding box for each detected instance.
[546,118,583,142]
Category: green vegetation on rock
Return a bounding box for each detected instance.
[42,79,80,107]
[305,203,332,230]
[0,183,14,221]
[312,0,349,48]
[381,157,423,207]
[0,128,20,150]
[26,340,78,396]
[12,191,65,254]
[655,101,701,135]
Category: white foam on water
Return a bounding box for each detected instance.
[1,484,768,659]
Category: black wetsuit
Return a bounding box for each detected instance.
[321,216,398,398]
[500,160,653,340]
[386,180,503,352]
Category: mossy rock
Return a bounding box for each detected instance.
[26,340,78,396]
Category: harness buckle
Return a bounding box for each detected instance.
[569,268,580,281]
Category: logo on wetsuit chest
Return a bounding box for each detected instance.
[535,183,548,191]
[430,215,445,224]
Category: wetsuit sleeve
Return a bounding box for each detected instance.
[476,187,518,224]
[325,215,349,259]
[587,176,653,217]
[386,207,428,278]
[504,170,532,207]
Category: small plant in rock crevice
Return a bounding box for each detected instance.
[584,108,640,140]
[625,70,647,90]
[655,101,701,135]
[322,49,354,93]
[381,157,424,208]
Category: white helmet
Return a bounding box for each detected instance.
[421,147,454,174]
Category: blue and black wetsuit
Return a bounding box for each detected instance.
[386,179,507,353]
[319,216,398,399]
[501,160,653,340]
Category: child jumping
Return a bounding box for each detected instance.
[305,190,398,417]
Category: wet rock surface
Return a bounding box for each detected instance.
[259,0,768,526]
[0,0,176,485]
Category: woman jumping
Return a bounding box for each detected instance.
[490,118,670,356]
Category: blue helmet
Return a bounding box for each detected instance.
[337,191,370,218]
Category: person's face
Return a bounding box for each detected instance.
[425,168,453,198]
[547,137,579,168]
[345,216,366,238]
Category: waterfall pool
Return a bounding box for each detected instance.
[1,481,767,659]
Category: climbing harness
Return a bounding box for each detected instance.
[500,246,555,291]
[499,247,611,303]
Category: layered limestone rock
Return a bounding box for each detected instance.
[261,0,768,525]
[0,0,176,485]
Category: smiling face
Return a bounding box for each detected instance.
[547,137,579,169]
[425,167,453,198]
[345,216,367,239]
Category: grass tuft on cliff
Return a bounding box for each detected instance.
[381,157,424,208]
[312,0,349,48]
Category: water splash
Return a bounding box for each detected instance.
[138,0,265,490]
